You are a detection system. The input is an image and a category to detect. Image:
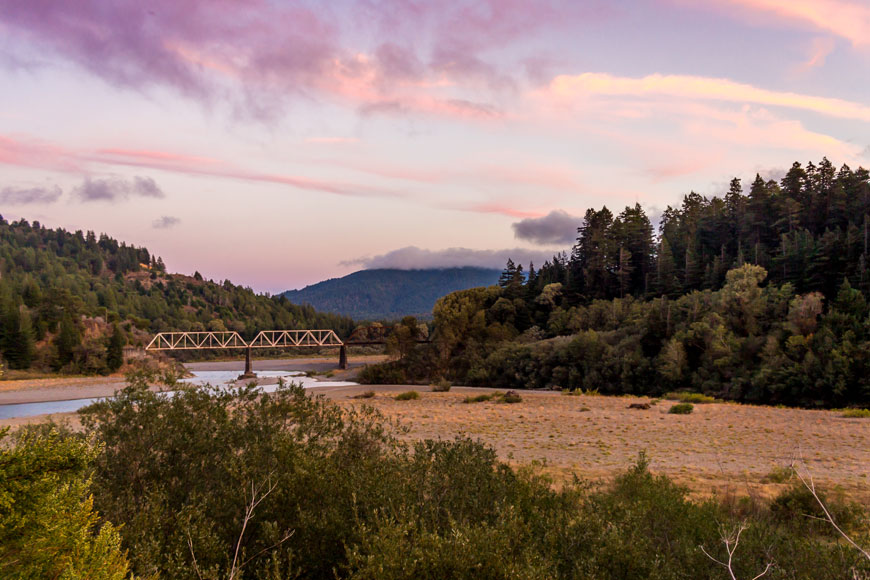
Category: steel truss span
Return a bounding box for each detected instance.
[248,330,343,348]
[145,330,344,351]
[145,331,249,350]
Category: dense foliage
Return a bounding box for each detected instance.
[0,216,354,374]
[52,380,868,579]
[0,427,130,579]
[360,159,870,408]
[283,267,501,320]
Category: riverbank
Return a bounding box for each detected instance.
[0,356,381,406]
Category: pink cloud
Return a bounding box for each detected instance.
[798,37,837,71]
[90,148,404,198]
[706,0,870,47]
[462,203,544,219]
[0,135,81,172]
[545,72,870,122]
[0,135,404,199]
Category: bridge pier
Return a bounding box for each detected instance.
[338,344,347,370]
[239,346,257,380]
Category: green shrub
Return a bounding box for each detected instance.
[841,408,870,418]
[770,484,863,536]
[431,378,452,392]
[395,390,420,401]
[762,465,794,483]
[357,362,406,384]
[501,390,523,404]
[668,403,694,414]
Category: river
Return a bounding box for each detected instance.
[0,370,358,420]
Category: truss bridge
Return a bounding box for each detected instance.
[146,329,349,379]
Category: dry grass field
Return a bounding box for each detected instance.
[319,385,870,502]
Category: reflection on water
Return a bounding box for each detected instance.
[0,370,358,420]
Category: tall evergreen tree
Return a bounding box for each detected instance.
[106,323,125,372]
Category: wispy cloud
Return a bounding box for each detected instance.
[797,37,837,72]
[545,72,870,122]
[93,148,405,198]
[152,215,181,229]
[512,210,580,245]
[708,0,870,47]
[342,245,558,270]
[462,203,544,219]
[0,184,62,205]
[73,176,165,202]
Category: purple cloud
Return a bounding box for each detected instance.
[512,210,580,245]
[342,245,556,270]
[0,0,606,118]
[152,215,181,229]
[0,184,62,204]
[73,175,165,202]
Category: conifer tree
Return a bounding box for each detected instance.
[106,323,125,372]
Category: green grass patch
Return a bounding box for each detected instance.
[463,391,522,404]
[394,390,420,401]
[463,393,495,404]
[841,408,870,418]
[664,392,720,404]
[668,403,694,415]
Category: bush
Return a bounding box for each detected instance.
[351,390,375,399]
[395,390,420,401]
[358,362,406,384]
[770,484,863,536]
[431,378,452,392]
[668,403,694,414]
[501,390,523,404]
[841,408,870,418]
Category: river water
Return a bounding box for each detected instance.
[0,370,358,420]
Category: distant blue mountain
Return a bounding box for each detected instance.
[282,267,501,321]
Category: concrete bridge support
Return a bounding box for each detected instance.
[239,346,257,380]
[339,345,347,370]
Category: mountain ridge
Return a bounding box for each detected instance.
[283,267,501,321]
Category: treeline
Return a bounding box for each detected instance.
[360,159,870,408]
[532,158,870,301]
[0,216,354,374]
[3,381,867,578]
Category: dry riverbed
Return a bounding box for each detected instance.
[317,385,870,502]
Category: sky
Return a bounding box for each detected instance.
[1,0,869,293]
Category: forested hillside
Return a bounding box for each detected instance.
[361,158,870,409]
[0,216,354,374]
[283,267,500,320]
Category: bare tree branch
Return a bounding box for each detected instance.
[186,529,204,580]
[791,456,870,562]
[700,522,773,580]
[228,474,278,580]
